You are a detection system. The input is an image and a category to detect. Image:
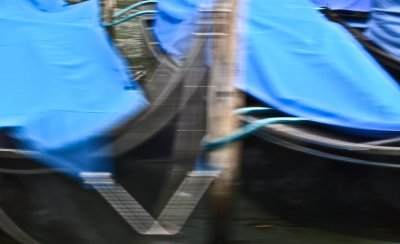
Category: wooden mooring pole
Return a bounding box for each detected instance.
[207,0,244,243]
[103,0,116,37]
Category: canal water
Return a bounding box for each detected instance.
[0,1,400,243]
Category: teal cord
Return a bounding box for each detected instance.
[103,10,158,27]
[234,107,273,115]
[202,117,308,151]
[113,0,158,18]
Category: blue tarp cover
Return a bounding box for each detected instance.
[154,0,202,59]
[366,0,400,59]
[312,0,371,11]
[237,0,400,135]
[0,0,148,178]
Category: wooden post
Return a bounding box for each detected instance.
[103,0,116,37]
[207,0,244,243]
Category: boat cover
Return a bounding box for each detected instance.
[311,0,371,12]
[0,0,148,178]
[154,0,202,59]
[237,0,400,136]
[366,0,400,59]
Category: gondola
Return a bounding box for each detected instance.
[235,3,400,172]
[234,3,400,172]
[0,1,213,243]
[238,0,400,233]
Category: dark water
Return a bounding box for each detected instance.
[0,1,399,243]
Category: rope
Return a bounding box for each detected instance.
[103,10,157,27]
[202,116,308,151]
[113,0,158,18]
[255,131,400,170]
[234,106,273,115]
[234,107,400,170]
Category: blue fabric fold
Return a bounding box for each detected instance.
[154,0,208,59]
[0,0,148,178]
[366,0,400,59]
[312,0,371,11]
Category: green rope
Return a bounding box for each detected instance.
[202,116,308,151]
[113,0,158,18]
[103,10,157,27]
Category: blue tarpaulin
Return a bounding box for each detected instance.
[366,0,400,59]
[154,0,203,59]
[312,0,371,11]
[237,0,400,136]
[0,0,148,178]
[155,0,400,136]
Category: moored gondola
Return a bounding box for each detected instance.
[0,1,212,243]
[236,0,400,229]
